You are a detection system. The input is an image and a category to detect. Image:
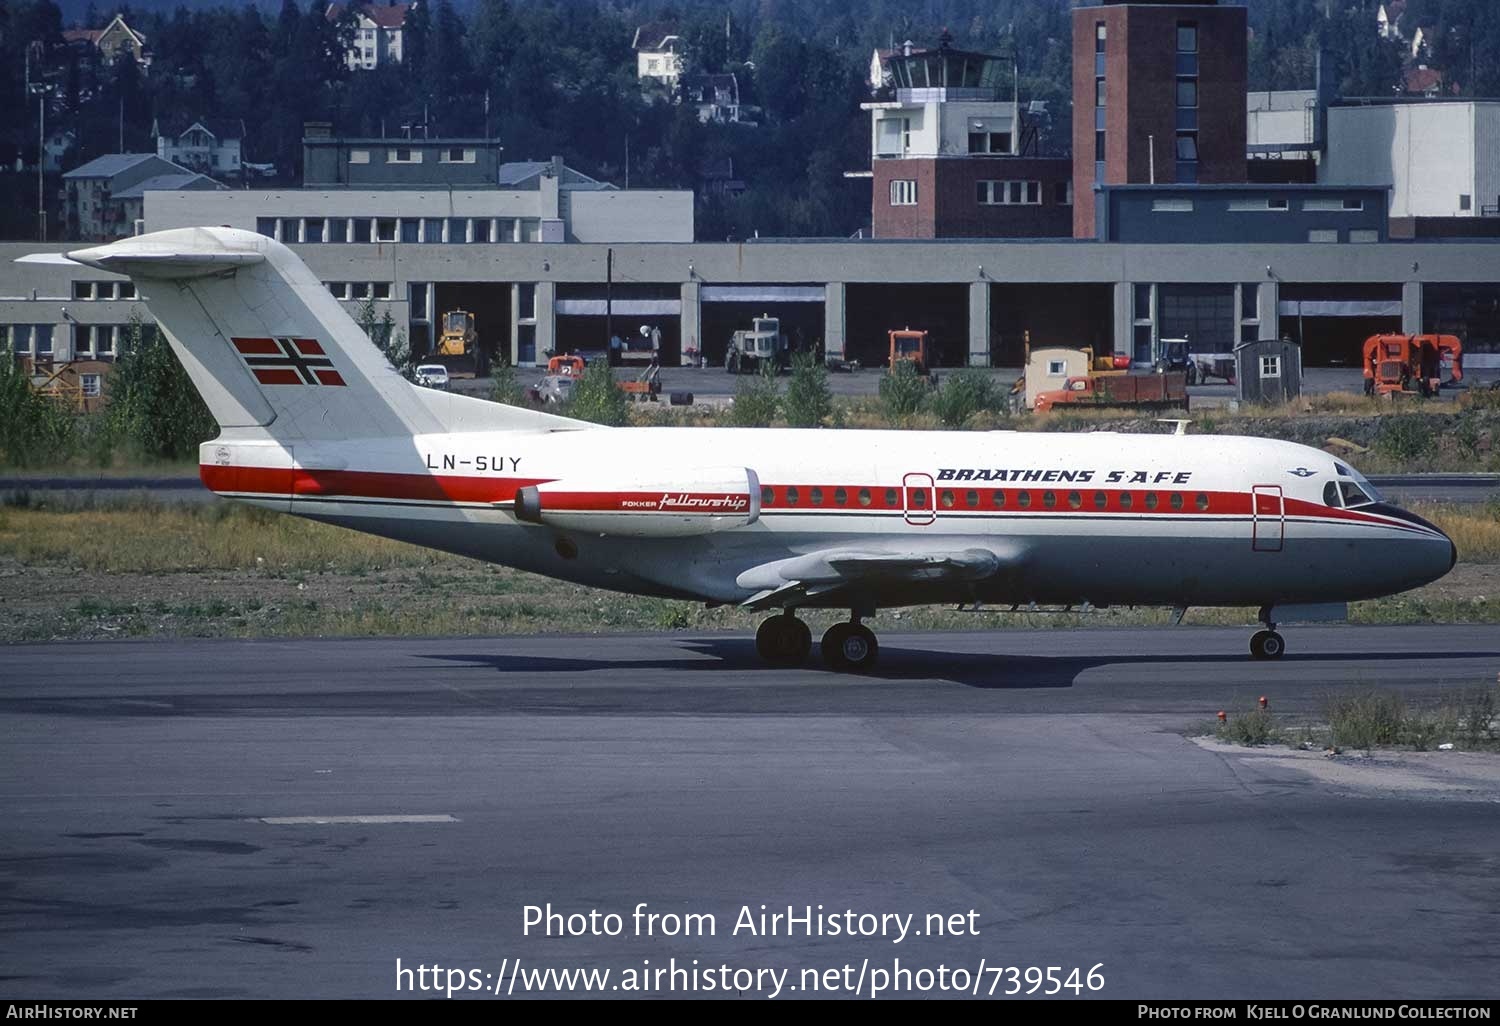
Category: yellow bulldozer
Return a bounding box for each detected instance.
[434,309,486,378]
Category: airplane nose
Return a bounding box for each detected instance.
[1370,502,1456,584]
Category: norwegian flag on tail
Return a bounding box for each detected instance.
[232,337,346,386]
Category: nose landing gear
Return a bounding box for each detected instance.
[1249,609,1286,661]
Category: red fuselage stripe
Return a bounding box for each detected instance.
[197,466,1424,532]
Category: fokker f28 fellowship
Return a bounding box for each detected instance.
[22,228,1456,672]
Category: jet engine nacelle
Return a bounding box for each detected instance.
[513,467,761,538]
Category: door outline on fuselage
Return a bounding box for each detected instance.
[904,472,935,526]
[1251,485,1285,552]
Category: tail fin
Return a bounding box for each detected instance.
[30,227,585,441]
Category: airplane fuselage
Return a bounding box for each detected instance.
[201,426,1456,612]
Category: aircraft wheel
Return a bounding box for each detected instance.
[1249,629,1285,661]
[822,623,879,673]
[756,614,810,666]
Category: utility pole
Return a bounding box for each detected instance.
[32,85,51,241]
[605,247,614,356]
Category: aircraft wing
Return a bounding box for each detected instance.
[736,546,1015,611]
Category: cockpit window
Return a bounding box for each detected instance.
[1333,462,1382,504]
[1340,482,1373,507]
[1323,481,1343,508]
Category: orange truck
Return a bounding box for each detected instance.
[888,328,932,377]
[1362,334,1463,397]
[1033,372,1189,414]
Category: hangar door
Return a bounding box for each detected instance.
[1277,284,1402,367]
[699,286,825,366]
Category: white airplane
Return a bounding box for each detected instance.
[22,228,1456,671]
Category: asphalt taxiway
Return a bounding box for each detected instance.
[2,627,1498,999]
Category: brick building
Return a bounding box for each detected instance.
[1072,0,1247,238]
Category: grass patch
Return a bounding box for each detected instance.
[1215,707,1283,746]
[1324,688,1500,752]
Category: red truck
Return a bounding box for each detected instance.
[1033,372,1189,414]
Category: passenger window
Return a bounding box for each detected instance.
[1018,491,1032,509]
[761,486,774,505]
[1323,481,1342,508]
[1195,493,1209,511]
[834,487,848,506]
[1043,491,1057,509]
[993,489,1006,507]
[1145,492,1159,511]
[885,488,899,507]
[1119,492,1133,510]
[911,489,928,508]
[786,487,800,505]
[810,487,824,506]
[1170,492,1184,511]
[1093,491,1107,510]
[965,490,979,508]
[940,489,955,508]
[1069,491,1082,509]
[858,488,871,507]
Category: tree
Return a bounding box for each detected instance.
[105,316,217,462]
[565,359,630,426]
[781,351,831,427]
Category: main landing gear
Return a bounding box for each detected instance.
[753,612,880,673]
[1249,610,1286,661]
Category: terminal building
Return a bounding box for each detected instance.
[4,0,1500,380]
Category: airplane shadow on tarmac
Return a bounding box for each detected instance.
[425,637,1497,692]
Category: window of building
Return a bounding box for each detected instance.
[1241,283,1259,320]
[521,219,541,242]
[256,217,276,238]
[1343,198,1365,211]
[1304,197,1363,212]
[1095,131,1106,162]
[329,219,349,243]
[1307,229,1339,243]
[497,218,517,242]
[35,325,53,354]
[375,218,397,242]
[1096,78,1106,107]
[1177,22,1198,53]
[304,218,326,243]
[350,282,370,300]
[400,218,420,243]
[328,282,349,300]
[73,281,93,300]
[1175,133,1198,161]
[889,179,917,206]
[440,147,475,163]
[447,217,467,243]
[372,282,392,300]
[74,325,95,356]
[1095,22,1106,52]
[1047,359,1066,375]
[1176,78,1197,108]
[349,150,370,164]
[1349,229,1380,243]
[80,373,101,398]
[387,147,421,164]
[472,219,491,243]
[1151,198,1193,212]
[1135,284,1153,321]
[422,218,444,243]
[100,326,119,355]
[1260,355,1281,379]
[118,282,135,299]
[1459,194,1471,211]
[1268,198,1289,210]
[1025,181,1040,204]
[1054,180,1072,205]
[968,132,1012,155]
[876,117,908,157]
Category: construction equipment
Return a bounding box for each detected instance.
[434,309,487,378]
[1032,371,1189,414]
[726,314,788,374]
[888,328,933,377]
[618,363,663,402]
[1362,334,1463,397]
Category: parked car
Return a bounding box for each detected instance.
[414,364,451,390]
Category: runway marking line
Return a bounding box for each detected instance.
[256,815,459,825]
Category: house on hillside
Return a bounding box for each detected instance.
[327,1,415,70]
[152,118,246,179]
[681,73,746,124]
[633,22,684,91]
[63,14,150,69]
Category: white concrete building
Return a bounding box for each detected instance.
[1247,90,1320,159]
[862,40,1019,160]
[1324,100,1500,219]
